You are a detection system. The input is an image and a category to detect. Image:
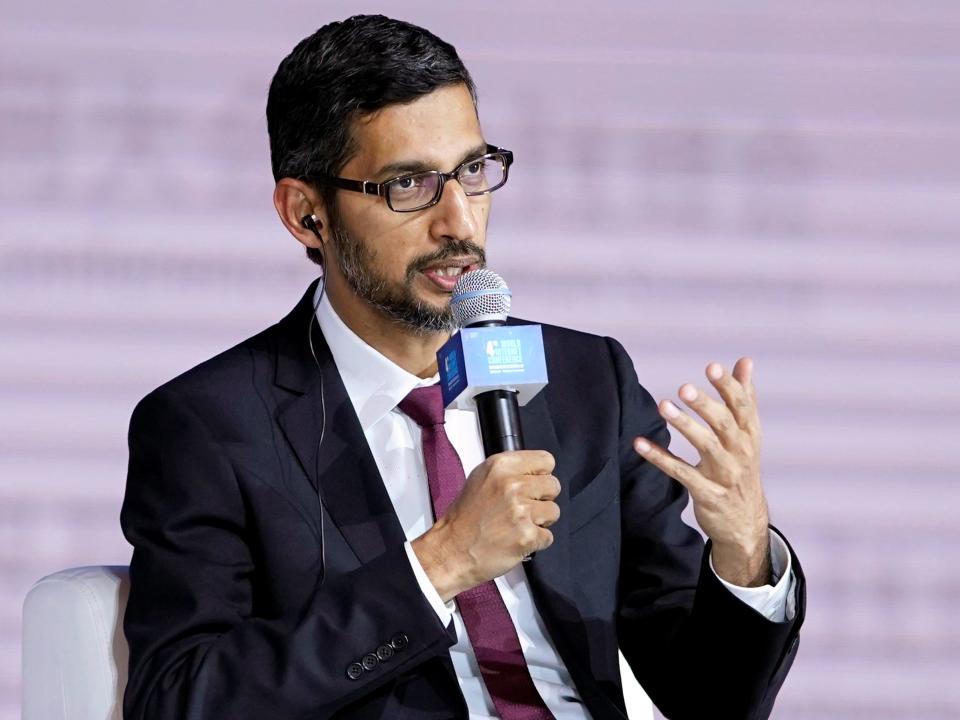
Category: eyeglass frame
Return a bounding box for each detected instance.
[301,144,514,213]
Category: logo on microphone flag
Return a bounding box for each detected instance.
[437,325,548,409]
[485,339,525,374]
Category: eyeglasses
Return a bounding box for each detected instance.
[305,144,514,213]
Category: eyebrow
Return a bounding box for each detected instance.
[373,143,489,180]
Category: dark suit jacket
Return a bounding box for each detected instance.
[120,281,805,720]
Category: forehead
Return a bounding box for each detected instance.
[346,83,483,174]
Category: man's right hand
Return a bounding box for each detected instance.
[411,450,560,602]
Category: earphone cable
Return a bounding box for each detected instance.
[307,265,328,585]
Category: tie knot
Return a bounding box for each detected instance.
[398,385,446,428]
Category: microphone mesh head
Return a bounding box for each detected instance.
[451,269,512,327]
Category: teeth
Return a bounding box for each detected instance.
[434,267,463,277]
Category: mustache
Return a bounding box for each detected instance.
[407,240,487,276]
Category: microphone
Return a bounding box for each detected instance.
[453,270,521,455]
[450,268,512,329]
[438,269,548,457]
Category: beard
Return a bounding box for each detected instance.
[328,213,486,335]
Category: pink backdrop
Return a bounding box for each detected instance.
[3,2,959,718]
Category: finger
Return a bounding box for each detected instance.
[526,474,561,501]
[676,384,743,452]
[535,526,555,552]
[733,355,749,377]
[489,449,556,476]
[633,435,713,497]
[658,399,731,470]
[732,357,761,435]
[733,356,756,401]
[526,449,557,475]
[706,361,761,438]
[530,499,561,528]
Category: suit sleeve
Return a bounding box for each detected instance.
[605,337,806,720]
[119,388,457,720]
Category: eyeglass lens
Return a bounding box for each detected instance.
[386,155,507,211]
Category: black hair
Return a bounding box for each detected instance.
[267,14,478,266]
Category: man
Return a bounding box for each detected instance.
[120,14,804,720]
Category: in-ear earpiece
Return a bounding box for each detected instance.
[301,214,323,239]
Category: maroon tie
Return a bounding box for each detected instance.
[399,385,554,720]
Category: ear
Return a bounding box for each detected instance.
[273,178,330,251]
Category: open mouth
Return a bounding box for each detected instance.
[420,260,481,292]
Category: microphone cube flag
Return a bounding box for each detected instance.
[437,325,549,410]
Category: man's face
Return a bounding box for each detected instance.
[325,83,489,334]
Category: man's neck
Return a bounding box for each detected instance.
[325,284,449,379]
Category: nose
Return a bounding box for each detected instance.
[428,177,480,244]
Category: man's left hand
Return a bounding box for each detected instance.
[633,357,772,587]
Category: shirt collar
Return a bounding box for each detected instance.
[313,283,440,431]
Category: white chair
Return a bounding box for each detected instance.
[22,566,129,720]
[22,565,652,719]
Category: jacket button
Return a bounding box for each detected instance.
[389,632,409,651]
[346,662,363,680]
[376,644,394,661]
[361,653,379,671]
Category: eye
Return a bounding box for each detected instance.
[459,158,490,190]
[387,172,439,210]
[390,174,432,197]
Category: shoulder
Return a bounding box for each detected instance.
[129,322,284,438]
[507,316,629,372]
[133,282,317,418]
[148,323,279,402]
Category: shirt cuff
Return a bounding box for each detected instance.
[708,528,797,622]
[404,541,456,627]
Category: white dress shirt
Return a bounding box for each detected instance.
[314,287,795,719]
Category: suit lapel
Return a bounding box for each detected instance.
[518,354,606,706]
[274,283,407,566]
[519,392,569,590]
[501,318,571,604]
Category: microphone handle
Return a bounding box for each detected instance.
[474,388,524,457]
